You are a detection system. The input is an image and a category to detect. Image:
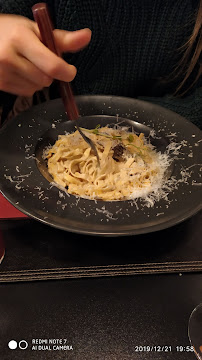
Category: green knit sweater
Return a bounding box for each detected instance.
[0,0,201,128]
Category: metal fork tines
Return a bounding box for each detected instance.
[76,124,100,166]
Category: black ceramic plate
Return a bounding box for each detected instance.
[0,95,201,236]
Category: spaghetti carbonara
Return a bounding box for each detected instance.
[45,125,169,201]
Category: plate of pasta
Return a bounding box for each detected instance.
[0,95,201,236]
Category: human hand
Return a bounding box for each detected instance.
[0,14,91,96]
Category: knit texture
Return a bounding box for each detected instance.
[0,0,201,128]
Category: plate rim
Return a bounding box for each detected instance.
[0,95,201,236]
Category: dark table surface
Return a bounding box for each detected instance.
[0,212,202,360]
[0,274,201,360]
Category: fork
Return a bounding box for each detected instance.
[32,2,100,165]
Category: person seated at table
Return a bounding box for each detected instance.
[0,0,201,128]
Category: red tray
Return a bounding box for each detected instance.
[0,193,28,219]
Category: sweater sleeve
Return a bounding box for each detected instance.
[138,87,202,130]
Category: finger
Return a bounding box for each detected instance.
[30,21,91,53]
[0,71,44,97]
[14,55,53,88]
[53,28,92,53]
[16,28,77,82]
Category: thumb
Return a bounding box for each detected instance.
[53,28,92,54]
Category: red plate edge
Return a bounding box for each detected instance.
[0,193,28,219]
